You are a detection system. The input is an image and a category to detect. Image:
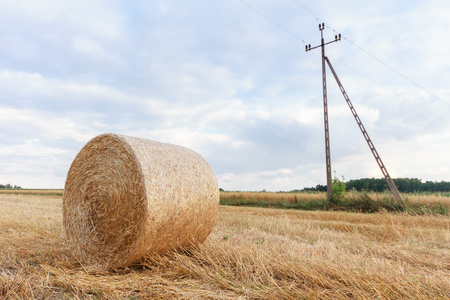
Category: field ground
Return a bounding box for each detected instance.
[0,193,449,299]
[0,189,64,197]
[1,189,449,214]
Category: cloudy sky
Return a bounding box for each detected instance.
[0,0,449,190]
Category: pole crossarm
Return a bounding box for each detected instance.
[306,37,341,52]
[305,23,341,52]
[324,56,406,207]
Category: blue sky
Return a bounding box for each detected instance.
[0,0,449,190]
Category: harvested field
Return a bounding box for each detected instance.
[0,193,449,299]
[0,189,64,197]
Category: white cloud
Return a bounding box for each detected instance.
[0,0,449,190]
[71,37,115,61]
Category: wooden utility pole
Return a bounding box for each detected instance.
[305,23,341,200]
[306,23,405,207]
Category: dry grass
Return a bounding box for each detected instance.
[220,190,450,204]
[0,189,64,196]
[220,191,324,203]
[405,193,450,206]
[1,193,449,299]
[220,191,450,214]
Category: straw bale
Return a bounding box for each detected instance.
[62,133,219,270]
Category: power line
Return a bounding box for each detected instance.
[342,38,450,108]
[238,0,307,44]
[290,0,321,22]
[291,0,450,109]
[332,58,441,119]
[239,0,449,110]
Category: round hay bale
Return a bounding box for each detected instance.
[62,133,219,270]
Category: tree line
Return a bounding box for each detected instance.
[0,183,22,189]
[302,178,450,193]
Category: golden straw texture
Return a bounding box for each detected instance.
[63,133,219,270]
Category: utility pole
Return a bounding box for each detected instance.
[305,23,405,207]
[305,23,341,200]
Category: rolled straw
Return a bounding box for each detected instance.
[63,133,219,269]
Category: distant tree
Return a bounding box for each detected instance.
[422,181,434,192]
[302,178,450,193]
[435,180,450,192]
[0,183,21,189]
[301,184,327,192]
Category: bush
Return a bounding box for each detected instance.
[331,174,346,204]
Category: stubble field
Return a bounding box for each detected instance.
[0,192,449,299]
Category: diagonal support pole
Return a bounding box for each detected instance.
[324,56,406,207]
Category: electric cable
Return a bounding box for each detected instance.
[239,0,449,115]
[332,58,442,119]
[238,0,307,44]
[342,38,450,109]
[290,0,450,109]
